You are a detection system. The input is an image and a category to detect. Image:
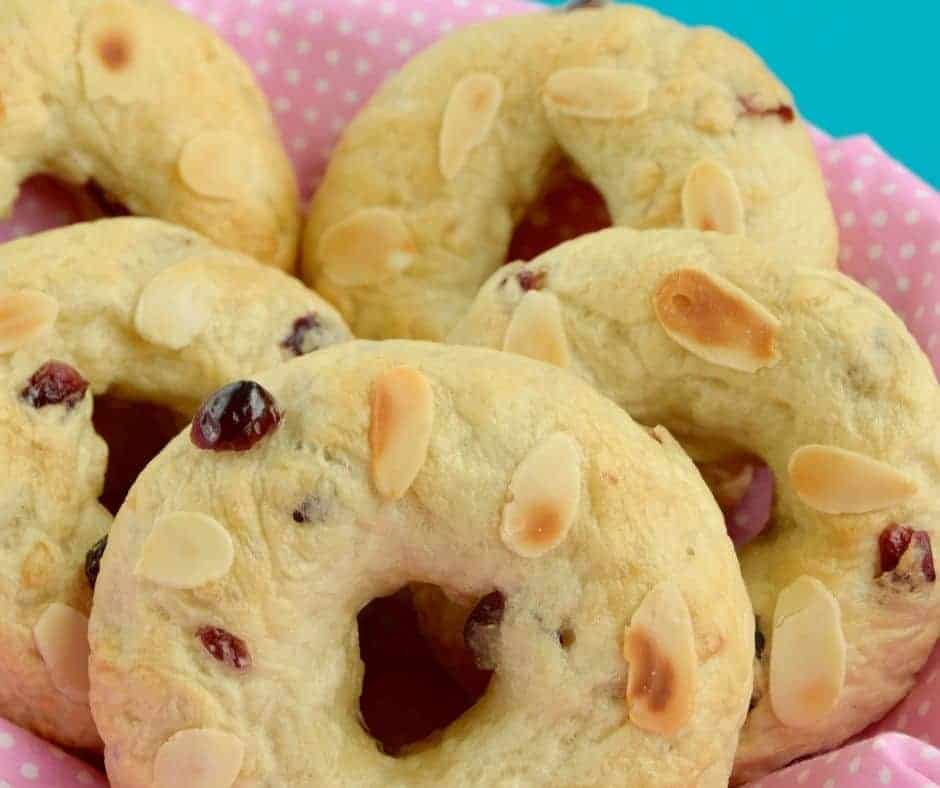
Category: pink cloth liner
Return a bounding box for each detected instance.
[1,1,938,785]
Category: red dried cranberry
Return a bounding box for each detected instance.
[84,535,108,589]
[878,523,935,582]
[84,180,131,217]
[738,95,795,123]
[463,591,505,670]
[197,626,252,671]
[517,269,546,292]
[190,381,282,452]
[281,313,327,357]
[21,362,89,409]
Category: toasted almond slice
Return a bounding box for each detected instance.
[681,160,746,234]
[370,366,435,501]
[503,291,570,368]
[318,208,416,287]
[501,432,582,558]
[653,268,780,372]
[769,576,846,728]
[153,729,244,788]
[623,582,697,735]
[439,73,503,180]
[179,131,254,199]
[134,512,234,589]
[134,262,218,350]
[543,68,651,120]
[78,1,153,103]
[0,289,59,354]
[788,445,917,514]
[33,603,90,702]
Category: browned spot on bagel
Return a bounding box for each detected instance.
[97,31,132,71]
[654,268,779,371]
[626,630,675,712]
[521,501,563,549]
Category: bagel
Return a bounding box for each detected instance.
[303,4,836,341]
[449,228,940,781]
[0,0,299,268]
[88,341,753,787]
[0,218,350,748]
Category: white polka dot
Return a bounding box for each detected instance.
[933,303,940,317]
[796,768,811,783]
[306,8,323,24]
[254,58,270,75]
[206,11,222,27]
[331,117,346,132]
[236,20,253,37]
[872,737,888,752]
[905,209,921,225]
[918,699,932,716]
[839,245,853,263]
[827,149,843,163]
[859,154,876,167]
[439,20,455,33]
[365,29,382,46]
[880,182,897,195]
[824,750,840,764]
[870,209,888,227]
[284,68,300,85]
[247,0,262,6]
[868,244,883,261]
[355,57,372,75]
[380,0,397,14]
[900,243,916,260]
[929,333,938,349]
[879,766,892,784]
[274,96,291,113]
[915,304,926,320]
[484,2,501,14]
[864,277,881,292]
[453,0,470,7]
[930,240,940,256]
[849,756,862,773]
[396,38,413,54]
[849,177,865,194]
[410,10,426,25]
[840,210,856,228]
[315,78,330,94]
[276,0,294,14]
[303,108,319,125]
[896,276,910,292]
[265,28,282,46]
[824,779,836,788]
[344,90,360,104]
[923,272,934,287]
[296,38,312,55]
[898,711,910,728]
[19,763,38,780]
[916,188,930,200]
[337,18,354,35]
[291,136,308,152]
[325,49,340,66]
[0,732,13,749]
[922,744,939,760]
[48,745,66,760]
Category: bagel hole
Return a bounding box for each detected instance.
[506,158,611,263]
[1,176,130,244]
[92,394,188,515]
[357,584,496,757]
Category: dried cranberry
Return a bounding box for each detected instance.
[197,626,252,671]
[754,619,765,660]
[463,591,505,670]
[738,95,795,124]
[280,313,330,357]
[560,0,607,10]
[878,523,935,582]
[84,180,131,217]
[190,381,282,452]
[517,269,546,292]
[84,535,108,589]
[21,362,89,409]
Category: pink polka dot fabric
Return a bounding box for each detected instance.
[0,1,939,786]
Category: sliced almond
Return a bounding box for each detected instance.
[788,445,917,515]
[501,433,582,558]
[502,291,570,368]
[134,512,234,589]
[543,68,651,120]
[134,262,218,350]
[78,1,153,103]
[33,603,90,703]
[769,576,846,728]
[623,582,697,735]
[318,208,416,287]
[370,366,435,501]
[653,268,780,372]
[179,132,255,199]
[0,289,59,354]
[439,73,503,180]
[681,160,746,234]
[153,729,244,788]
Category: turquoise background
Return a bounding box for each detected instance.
[539,1,937,187]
